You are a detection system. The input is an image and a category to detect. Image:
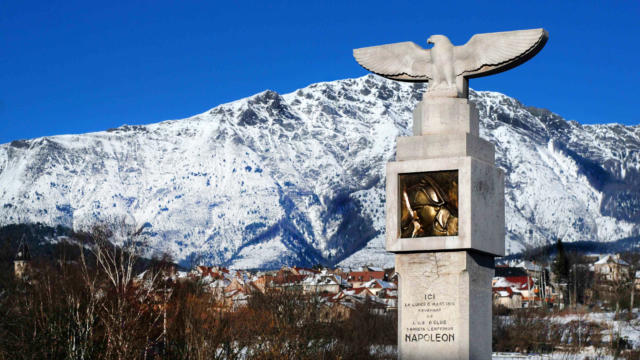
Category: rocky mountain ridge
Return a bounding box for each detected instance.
[1,75,638,268]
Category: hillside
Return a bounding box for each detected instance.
[1,75,638,268]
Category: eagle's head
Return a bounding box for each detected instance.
[427,35,449,46]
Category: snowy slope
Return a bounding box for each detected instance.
[0,75,638,269]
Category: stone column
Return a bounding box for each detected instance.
[386,95,504,360]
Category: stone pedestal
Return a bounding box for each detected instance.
[396,252,493,360]
[386,156,504,255]
[387,95,504,360]
[412,97,479,136]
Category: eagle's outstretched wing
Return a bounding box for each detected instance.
[353,41,432,82]
[454,28,548,78]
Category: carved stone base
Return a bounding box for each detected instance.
[385,156,505,256]
[424,86,459,99]
[396,251,494,360]
[397,133,495,164]
[413,97,479,137]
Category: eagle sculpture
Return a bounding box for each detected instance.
[353,28,548,98]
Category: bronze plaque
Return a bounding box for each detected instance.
[399,171,458,238]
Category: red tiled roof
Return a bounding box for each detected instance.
[271,274,306,285]
[503,276,534,290]
[293,267,320,275]
[348,271,385,282]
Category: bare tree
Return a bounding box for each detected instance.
[85,223,163,360]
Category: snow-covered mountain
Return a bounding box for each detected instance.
[1,75,638,269]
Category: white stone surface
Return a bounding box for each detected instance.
[353,28,548,98]
[356,28,544,360]
[397,133,494,164]
[390,94,503,358]
[386,156,505,256]
[396,251,493,360]
[412,97,479,136]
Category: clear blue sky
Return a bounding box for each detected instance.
[1,1,638,144]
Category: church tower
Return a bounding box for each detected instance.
[14,236,31,279]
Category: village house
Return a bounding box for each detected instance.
[347,269,385,288]
[171,262,404,314]
[593,254,630,282]
[302,271,349,294]
[515,260,543,278]
[293,266,321,276]
[492,275,537,308]
[192,265,230,278]
[225,274,247,292]
[204,277,230,298]
[319,286,389,321]
[493,263,565,309]
[328,267,350,280]
[269,273,306,292]
[377,288,398,310]
[250,274,270,293]
[318,298,355,322]
[493,287,523,309]
[222,288,250,311]
[279,266,320,277]
[360,278,397,296]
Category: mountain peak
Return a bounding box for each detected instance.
[0,75,638,269]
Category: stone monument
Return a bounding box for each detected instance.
[353,28,548,359]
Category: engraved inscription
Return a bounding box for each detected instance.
[402,292,456,343]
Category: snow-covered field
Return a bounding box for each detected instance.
[494,310,640,359]
[554,311,640,348]
[493,353,610,359]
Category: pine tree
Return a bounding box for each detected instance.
[552,239,571,305]
[552,239,570,283]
